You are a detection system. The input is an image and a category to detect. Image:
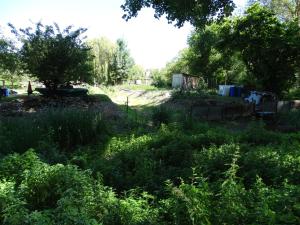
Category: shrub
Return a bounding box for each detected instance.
[152,106,172,126]
[160,176,212,225]
[194,143,240,181]
[0,149,42,184]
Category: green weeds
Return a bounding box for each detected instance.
[0,105,300,224]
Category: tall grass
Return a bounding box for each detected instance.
[0,109,108,155]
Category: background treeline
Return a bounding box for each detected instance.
[88,37,146,85]
[155,2,300,97]
[0,29,146,88]
[2,1,299,97]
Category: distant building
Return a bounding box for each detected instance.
[172,73,200,89]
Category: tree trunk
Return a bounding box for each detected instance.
[296,0,300,26]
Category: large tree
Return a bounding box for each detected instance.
[220,4,300,95]
[248,0,300,24]
[88,37,116,84]
[10,22,93,90]
[0,36,21,88]
[121,0,235,27]
[108,39,134,85]
[187,24,248,87]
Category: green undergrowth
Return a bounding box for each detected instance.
[0,109,109,157]
[0,108,300,224]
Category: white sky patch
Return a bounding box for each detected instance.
[0,0,246,69]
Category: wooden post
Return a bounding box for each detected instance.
[126,96,129,115]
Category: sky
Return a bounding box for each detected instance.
[0,0,246,69]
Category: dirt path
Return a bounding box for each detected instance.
[111,89,172,106]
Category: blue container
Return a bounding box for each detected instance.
[3,88,10,97]
[229,86,236,97]
[236,86,242,97]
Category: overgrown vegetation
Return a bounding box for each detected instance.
[1,1,300,224]
[0,113,300,224]
[0,109,108,156]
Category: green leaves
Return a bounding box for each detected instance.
[88,37,135,85]
[219,3,300,95]
[108,39,134,85]
[121,0,236,28]
[10,22,93,89]
[1,121,300,224]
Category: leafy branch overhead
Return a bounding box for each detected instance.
[121,0,236,27]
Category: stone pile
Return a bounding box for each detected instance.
[0,96,124,120]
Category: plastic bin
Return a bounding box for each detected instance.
[229,86,236,97]
[236,86,242,97]
[3,88,10,97]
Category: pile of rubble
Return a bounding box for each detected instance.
[0,96,124,120]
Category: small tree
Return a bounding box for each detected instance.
[0,37,21,88]
[10,22,93,90]
[108,39,134,85]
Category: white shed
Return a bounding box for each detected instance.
[172,73,201,89]
[172,74,183,88]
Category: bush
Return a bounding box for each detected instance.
[160,176,212,225]
[10,22,93,89]
[152,107,171,126]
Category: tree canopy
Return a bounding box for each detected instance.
[121,0,235,27]
[88,37,116,84]
[88,37,136,85]
[0,37,20,74]
[0,36,22,88]
[223,4,300,95]
[108,39,134,85]
[248,0,300,24]
[158,3,300,95]
[9,22,93,89]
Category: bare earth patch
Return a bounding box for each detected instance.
[0,95,124,120]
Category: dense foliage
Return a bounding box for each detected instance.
[0,36,21,88]
[248,0,300,24]
[108,39,135,85]
[10,23,93,89]
[0,107,300,224]
[163,4,300,95]
[88,37,141,85]
[0,109,108,156]
[185,24,248,87]
[121,0,235,27]
[88,37,116,84]
[221,4,300,95]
